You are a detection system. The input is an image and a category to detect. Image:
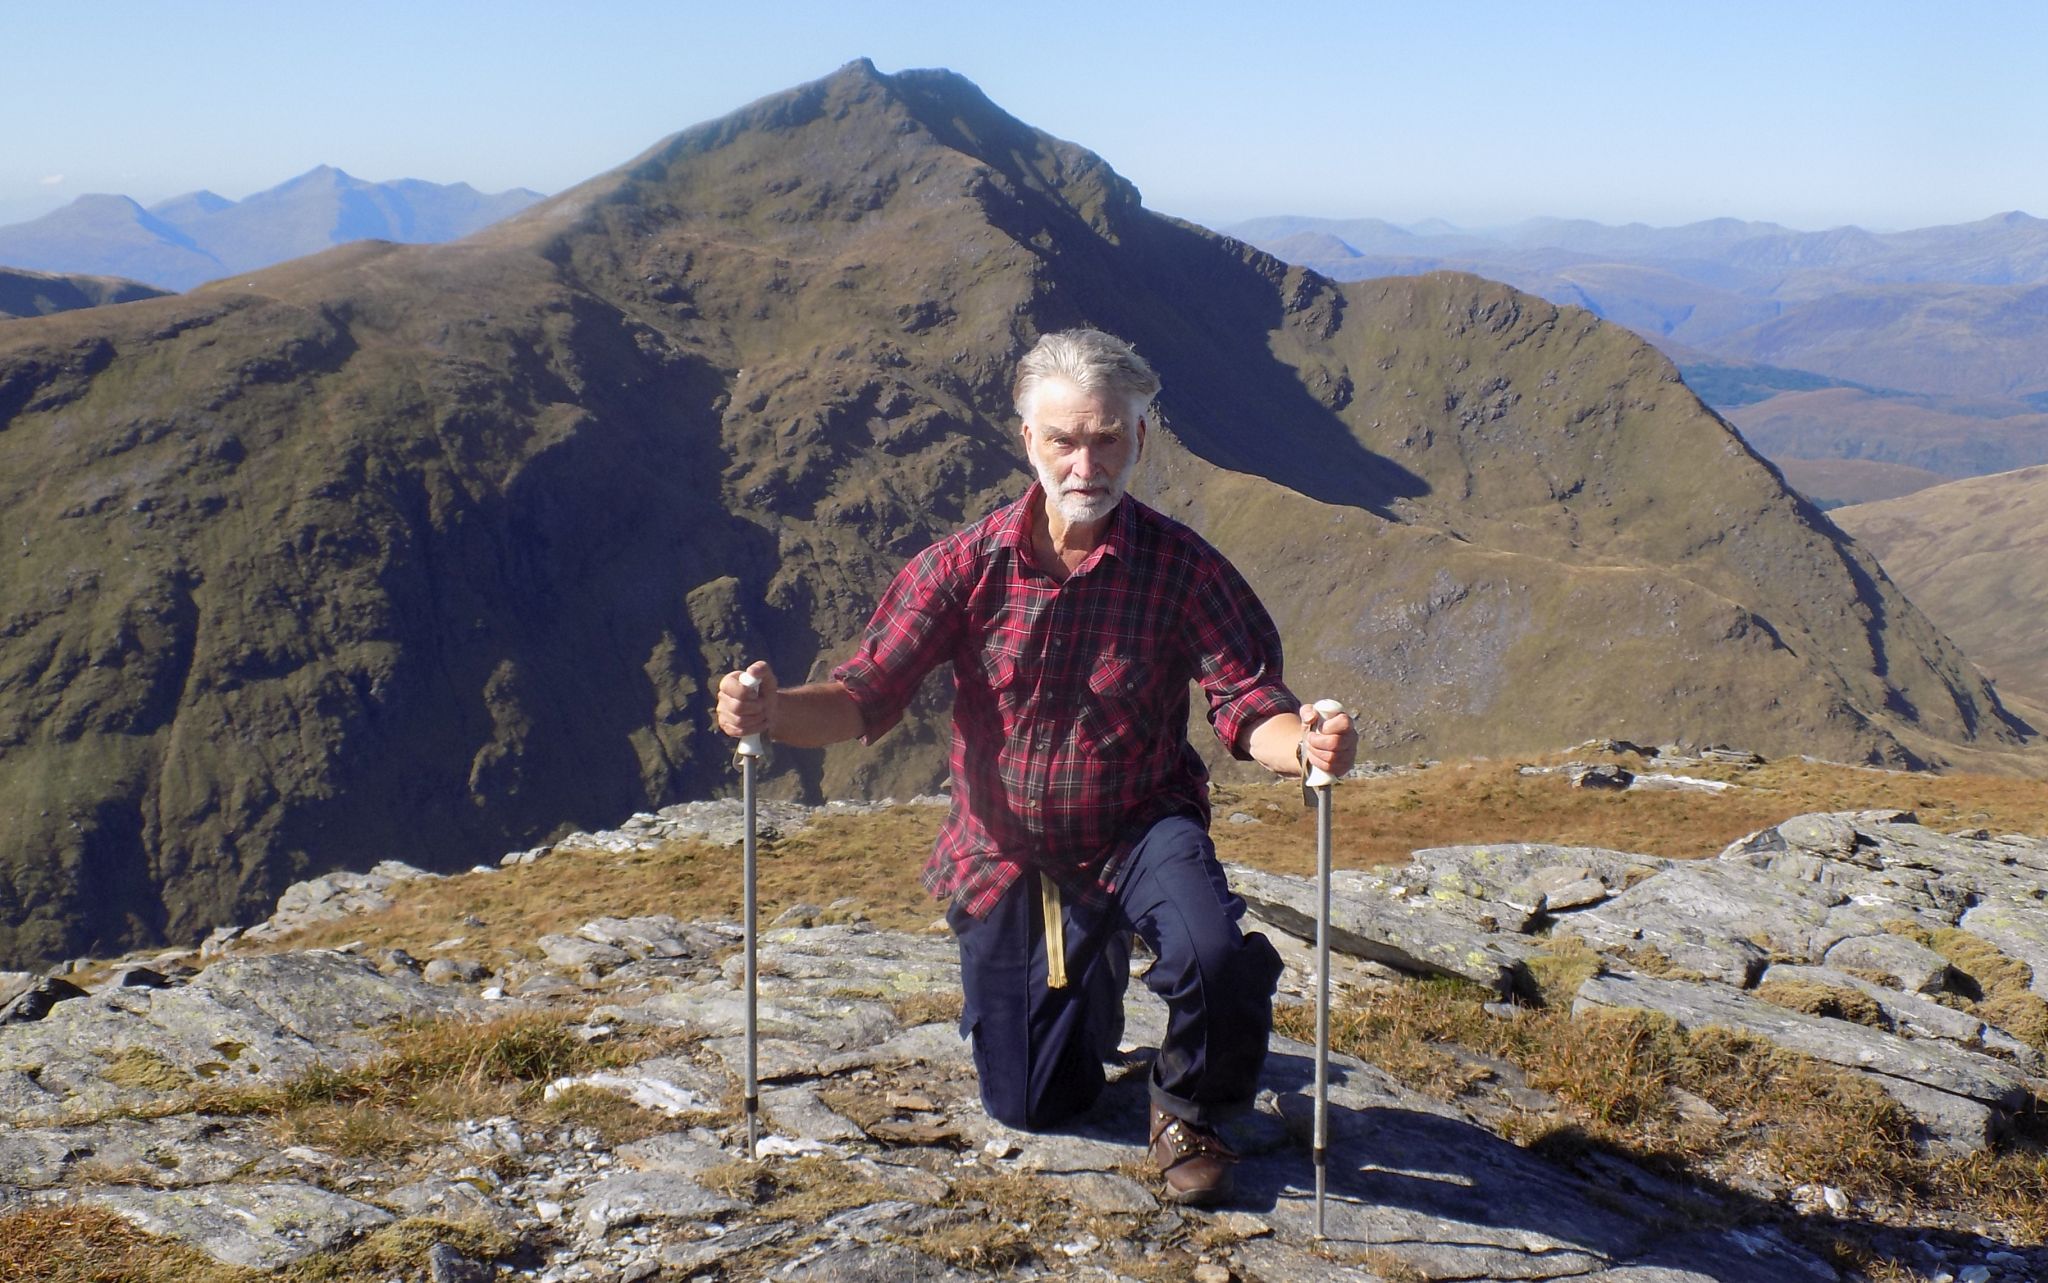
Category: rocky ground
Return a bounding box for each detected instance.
[4,777,2048,1282]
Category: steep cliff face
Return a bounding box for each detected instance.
[0,60,2026,967]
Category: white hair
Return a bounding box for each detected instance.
[1012,329,1161,425]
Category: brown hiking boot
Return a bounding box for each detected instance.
[1149,1103,1237,1206]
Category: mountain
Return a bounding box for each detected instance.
[1705,282,2048,401]
[1833,466,2048,717]
[1236,215,2048,481]
[0,195,224,291]
[0,265,167,319]
[0,168,545,291]
[1722,387,2048,478]
[0,60,2027,970]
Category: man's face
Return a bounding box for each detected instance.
[1022,379,1145,528]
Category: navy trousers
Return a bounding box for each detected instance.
[950,815,1284,1130]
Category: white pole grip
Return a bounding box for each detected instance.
[736,671,766,758]
[1304,698,1343,789]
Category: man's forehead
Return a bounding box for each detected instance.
[1028,380,1137,427]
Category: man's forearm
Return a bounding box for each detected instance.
[770,681,868,748]
[1245,712,1306,777]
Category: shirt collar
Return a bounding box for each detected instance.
[991,481,1135,569]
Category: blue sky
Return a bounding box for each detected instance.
[6,0,2044,233]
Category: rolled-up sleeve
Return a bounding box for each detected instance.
[1188,555,1299,759]
[831,541,966,744]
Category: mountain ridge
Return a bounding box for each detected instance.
[0,59,2028,971]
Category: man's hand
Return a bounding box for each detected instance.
[1301,704,1357,781]
[717,661,778,742]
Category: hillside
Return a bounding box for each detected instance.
[0,265,166,319]
[1833,465,2048,714]
[0,60,2028,970]
[1724,387,2048,479]
[0,168,544,291]
[1772,457,1950,509]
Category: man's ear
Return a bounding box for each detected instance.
[1136,416,1147,459]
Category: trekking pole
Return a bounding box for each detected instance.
[1305,698,1343,1239]
[736,671,766,1160]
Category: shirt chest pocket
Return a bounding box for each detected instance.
[1078,651,1154,759]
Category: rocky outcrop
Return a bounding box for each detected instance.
[1232,806,2048,1157]
[3,798,2045,1280]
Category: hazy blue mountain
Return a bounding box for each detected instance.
[0,195,224,290]
[0,168,546,291]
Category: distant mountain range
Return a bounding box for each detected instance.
[0,166,545,292]
[1233,212,2048,502]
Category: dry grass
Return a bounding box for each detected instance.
[98,1047,195,1092]
[263,806,946,964]
[230,754,2048,978]
[1213,752,2048,876]
[0,1204,250,1283]
[1276,975,2048,1240]
[194,1012,701,1157]
[1753,978,1889,1028]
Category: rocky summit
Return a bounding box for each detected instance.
[3,789,2046,1281]
[0,58,2030,971]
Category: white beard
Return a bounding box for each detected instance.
[1035,447,1138,527]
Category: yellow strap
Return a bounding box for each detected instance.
[1039,873,1068,989]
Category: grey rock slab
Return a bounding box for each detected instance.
[702,1034,832,1082]
[727,922,962,996]
[1556,860,1846,984]
[823,1197,966,1242]
[575,914,701,959]
[384,1173,516,1229]
[80,1180,395,1269]
[1760,964,2045,1070]
[815,1021,974,1074]
[632,985,899,1050]
[1227,1238,1406,1282]
[1575,972,2031,1145]
[1227,862,1533,996]
[0,951,465,1122]
[656,1220,795,1272]
[764,1083,867,1142]
[1408,842,1666,911]
[851,1155,952,1202]
[1959,900,2048,1000]
[0,971,34,1007]
[615,1129,731,1176]
[571,1168,744,1238]
[1040,1169,1158,1213]
[0,975,87,1023]
[0,1115,267,1188]
[545,1053,729,1115]
[1823,932,1954,993]
[1583,1225,1839,1282]
[773,1240,975,1282]
[426,1242,495,1283]
[1243,1094,1677,1281]
[536,933,633,972]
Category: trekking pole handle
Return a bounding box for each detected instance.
[736,671,767,758]
[1304,699,1344,790]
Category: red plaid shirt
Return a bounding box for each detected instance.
[832,482,1299,918]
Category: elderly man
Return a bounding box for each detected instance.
[717,329,1357,1204]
